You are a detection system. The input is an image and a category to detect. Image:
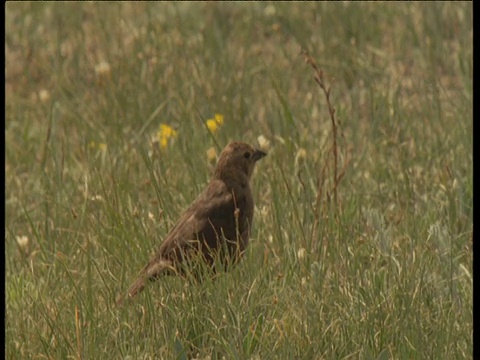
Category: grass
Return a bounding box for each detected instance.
[6,2,472,359]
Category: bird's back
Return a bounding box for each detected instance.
[157,177,254,269]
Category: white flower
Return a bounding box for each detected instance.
[257,135,270,152]
[16,235,29,250]
[297,247,307,261]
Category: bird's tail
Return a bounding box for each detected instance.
[116,276,146,306]
[116,259,174,306]
[127,277,147,298]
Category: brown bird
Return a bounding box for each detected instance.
[117,141,266,304]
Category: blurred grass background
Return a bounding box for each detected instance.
[5,2,472,359]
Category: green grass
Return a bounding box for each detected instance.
[6,2,472,359]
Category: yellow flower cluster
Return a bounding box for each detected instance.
[206,114,224,133]
[157,123,178,149]
[153,114,223,152]
[88,141,107,151]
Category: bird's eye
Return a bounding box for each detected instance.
[243,151,251,159]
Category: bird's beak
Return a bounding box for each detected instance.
[252,149,267,162]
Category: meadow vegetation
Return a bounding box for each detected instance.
[5,2,472,359]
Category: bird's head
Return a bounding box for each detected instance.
[214,141,267,181]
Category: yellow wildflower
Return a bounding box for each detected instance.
[206,119,218,133]
[159,137,168,149]
[158,123,177,139]
[206,113,224,133]
[157,123,178,149]
[214,113,224,125]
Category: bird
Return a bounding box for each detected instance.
[117,141,266,305]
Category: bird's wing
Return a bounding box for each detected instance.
[158,178,237,259]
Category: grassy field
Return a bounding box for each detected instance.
[5,2,472,359]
